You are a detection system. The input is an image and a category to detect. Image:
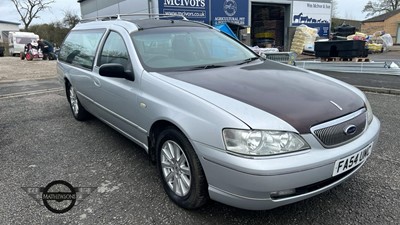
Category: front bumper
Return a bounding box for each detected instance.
[193,116,380,210]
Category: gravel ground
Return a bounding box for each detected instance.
[0,56,57,82]
[0,91,398,224]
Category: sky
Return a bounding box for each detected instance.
[0,0,371,27]
[334,0,370,20]
[0,0,81,25]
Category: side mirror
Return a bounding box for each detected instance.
[99,63,134,81]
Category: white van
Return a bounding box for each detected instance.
[8,32,39,56]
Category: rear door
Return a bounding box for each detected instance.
[58,29,106,112]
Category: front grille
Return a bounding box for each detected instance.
[312,109,367,147]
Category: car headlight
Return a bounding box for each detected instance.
[222,129,310,156]
[365,98,373,125]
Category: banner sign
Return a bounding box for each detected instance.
[159,0,209,23]
[292,1,331,37]
[211,0,249,26]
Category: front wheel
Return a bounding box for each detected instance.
[156,128,208,209]
[66,83,90,121]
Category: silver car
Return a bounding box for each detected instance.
[57,15,380,210]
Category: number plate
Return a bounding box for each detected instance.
[332,143,373,177]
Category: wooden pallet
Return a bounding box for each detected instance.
[321,57,340,62]
[321,57,370,62]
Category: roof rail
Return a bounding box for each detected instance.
[80,13,188,23]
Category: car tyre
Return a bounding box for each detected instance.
[26,52,33,61]
[156,127,209,209]
[66,83,90,121]
[48,53,56,60]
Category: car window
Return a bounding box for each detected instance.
[131,27,257,72]
[58,29,105,69]
[16,37,37,44]
[98,31,131,71]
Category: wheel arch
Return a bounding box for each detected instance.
[64,78,71,101]
[150,119,210,208]
[148,120,187,163]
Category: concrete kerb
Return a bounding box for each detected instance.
[356,85,400,95]
[0,76,57,84]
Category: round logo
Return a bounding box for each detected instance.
[42,180,77,213]
[344,125,357,136]
[224,0,237,17]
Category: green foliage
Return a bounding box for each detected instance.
[27,22,70,47]
[26,10,81,46]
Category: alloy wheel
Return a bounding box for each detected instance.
[160,140,191,196]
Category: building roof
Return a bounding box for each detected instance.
[0,20,20,25]
[363,8,400,22]
[332,18,362,31]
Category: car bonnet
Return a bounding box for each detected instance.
[157,60,365,134]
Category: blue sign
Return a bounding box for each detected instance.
[159,0,209,23]
[211,0,249,26]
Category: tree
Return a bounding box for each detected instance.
[331,0,339,18]
[11,0,55,31]
[362,0,400,17]
[26,11,80,47]
[28,22,69,46]
[63,10,81,29]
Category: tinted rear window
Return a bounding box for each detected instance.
[58,29,105,69]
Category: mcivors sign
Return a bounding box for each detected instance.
[159,0,209,23]
[164,0,206,7]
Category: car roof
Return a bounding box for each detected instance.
[74,16,210,33]
[131,19,209,29]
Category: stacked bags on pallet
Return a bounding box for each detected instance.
[347,31,394,53]
[368,31,393,52]
[347,32,368,41]
[290,25,319,55]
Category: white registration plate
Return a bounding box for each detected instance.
[332,143,373,177]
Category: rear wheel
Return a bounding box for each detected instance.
[156,127,208,209]
[48,53,56,60]
[26,52,33,61]
[20,52,25,60]
[66,83,90,121]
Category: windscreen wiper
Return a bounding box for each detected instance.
[237,57,260,65]
[189,64,226,70]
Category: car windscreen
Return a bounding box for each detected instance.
[130,27,258,72]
